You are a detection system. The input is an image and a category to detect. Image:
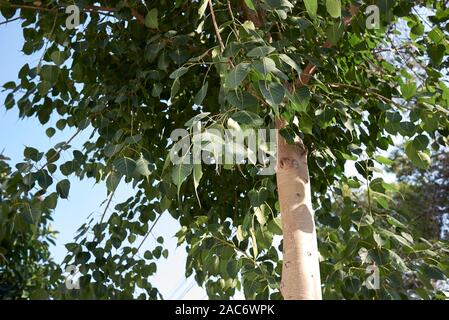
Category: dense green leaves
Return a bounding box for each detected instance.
[1,0,449,301]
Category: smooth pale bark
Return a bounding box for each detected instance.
[276,120,322,300]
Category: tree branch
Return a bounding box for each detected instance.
[208,0,225,52]
[0,17,21,26]
[328,82,409,110]
[296,5,360,87]
[9,3,142,21]
[38,127,82,171]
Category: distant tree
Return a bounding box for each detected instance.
[0,154,61,299]
[390,151,449,240]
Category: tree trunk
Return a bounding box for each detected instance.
[275,120,322,300]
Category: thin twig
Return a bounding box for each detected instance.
[99,189,116,224]
[208,0,225,52]
[227,0,239,41]
[0,17,21,26]
[328,82,409,110]
[39,127,83,171]
[134,213,164,255]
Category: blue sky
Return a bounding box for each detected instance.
[0,18,206,300]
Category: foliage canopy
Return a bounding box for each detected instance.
[1,0,449,299]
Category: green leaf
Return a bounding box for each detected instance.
[326,0,341,18]
[171,78,180,99]
[290,86,310,112]
[389,250,408,272]
[375,155,393,166]
[386,216,406,229]
[106,172,121,192]
[24,147,43,162]
[267,216,282,235]
[227,259,239,278]
[259,81,285,107]
[198,0,208,18]
[56,179,70,199]
[50,51,67,65]
[247,46,275,57]
[135,155,151,178]
[46,127,56,138]
[279,54,301,74]
[145,8,159,29]
[226,91,258,110]
[171,164,193,194]
[428,44,445,66]
[405,140,431,169]
[40,65,59,84]
[326,22,344,45]
[254,205,267,226]
[113,157,137,176]
[244,0,256,10]
[169,66,189,79]
[193,163,203,205]
[253,57,277,75]
[236,225,245,242]
[225,63,251,90]
[299,115,313,135]
[375,195,388,209]
[194,82,208,105]
[303,0,318,19]
[400,82,416,101]
[248,188,268,207]
[231,110,264,127]
[344,277,361,294]
[422,265,445,280]
[413,134,429,151]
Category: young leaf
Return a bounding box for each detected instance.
[171,164,193,197]
[193,163,203,206]
[145,8,159,29]
[169,66,189,79]
[198,0,208,18]
[400,83,417,101]
[194,82,208,105]
[135,155,151,179]
[244,0,256,10]
[326,0,341,18]
[303,0,318,19]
